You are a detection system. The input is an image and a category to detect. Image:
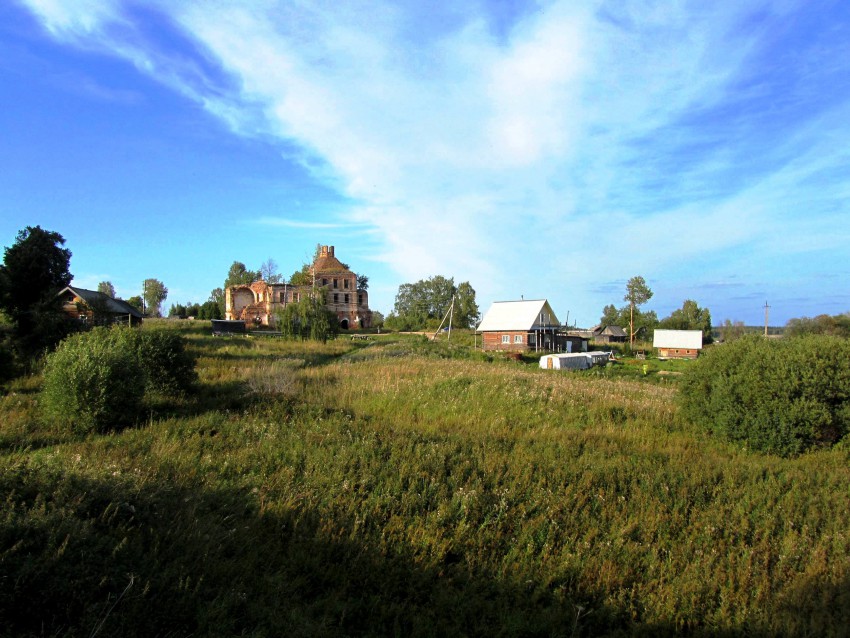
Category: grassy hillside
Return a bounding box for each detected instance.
[1,323,848,636]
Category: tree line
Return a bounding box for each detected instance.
[600,276,713,345]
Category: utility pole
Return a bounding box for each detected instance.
[432,296,455,341]
[764,301,770,337]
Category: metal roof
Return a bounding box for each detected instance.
[652,329,703,350]
[477,299,560,332]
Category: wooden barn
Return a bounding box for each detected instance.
[57,286,143,327]
[477,299,587,353]
[591,324,628,343]
[653,329,703,359]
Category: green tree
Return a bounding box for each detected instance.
[392,275,478,330]
[454,281,480,328]
[126,296,144,312]
[600,304,620,327]
[0,226,72,325]
[198,300,222,320]
[224,261,259,288]
[0,225,73,353]
[97,281,116,298]
[275,293,337,343]
[624,276,653,346]
[599,303,657,341]
[288,263,313,286]
[143,279,168,317]
[660,299,713,343]
[168,303,187,319]
[785,312,850,338]
[357,274,369,290]
[209,287,225,317]
[719,319,746,342]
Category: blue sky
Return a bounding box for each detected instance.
[2,0,849,326]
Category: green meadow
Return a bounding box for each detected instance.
[1,322,848,636]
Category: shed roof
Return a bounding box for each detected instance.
[652,329,703,350]
[59,286,144,319]
[477,299,559,332]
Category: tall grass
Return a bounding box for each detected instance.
[1,330,848,636]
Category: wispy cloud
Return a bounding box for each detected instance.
[253,216,362,230]
[19,0,850,324]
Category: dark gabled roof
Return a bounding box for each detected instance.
[601,325,627,337]
[590,324,627,337]
[59,286,144,319]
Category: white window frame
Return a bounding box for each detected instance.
[501,334,511,344]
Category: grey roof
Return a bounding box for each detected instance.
[59,286,144,319]
[590,324,627,337]
[601,325,627,337]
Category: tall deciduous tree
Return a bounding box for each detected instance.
[143,279,168,317]
[0,226,72,326]
[97,281,116,298]
[259,258,282,284]
[224,262,258,288]
[624,276,653,346]
[388,275,479,330]
[660,299,713,343]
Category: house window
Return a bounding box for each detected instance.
[279,292,285,302]
[322,278,327,286]
[501,335,511,344]
[333,293,339,303]
[358,293,363,305]
[333,279,338,289]
[344,279,350,289]
[514,335,523,344]
[344,294,350,304]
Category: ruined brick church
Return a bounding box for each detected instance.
[225,245,372,329]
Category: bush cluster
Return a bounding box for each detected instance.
[679,335,850,456]
[41,327,197,433]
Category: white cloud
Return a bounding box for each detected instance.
[20,0,850,324]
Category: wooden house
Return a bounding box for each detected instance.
[590,324,628,343]
[477,299,587,353]
[653,329,703,359]
[57,286,143,327]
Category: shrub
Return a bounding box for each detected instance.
[41,328,145,433]
[129,329,198,395]
[679,335,850,456]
